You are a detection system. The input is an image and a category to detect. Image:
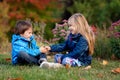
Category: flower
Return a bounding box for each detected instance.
[52,20,68,43]
[108,19,120,59]
[114,32,120,38]
[90,25,97,35]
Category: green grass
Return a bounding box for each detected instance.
[0,53,120,80]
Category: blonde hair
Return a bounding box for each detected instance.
[68,13,95,55]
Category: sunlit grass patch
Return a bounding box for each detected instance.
[0,53,120,80]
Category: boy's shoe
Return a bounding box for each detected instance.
[40,62,63,69]
[38,58,47,65]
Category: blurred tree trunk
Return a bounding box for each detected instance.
[61,0,74,20]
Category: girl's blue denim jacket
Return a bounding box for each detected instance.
[50,33,92,66]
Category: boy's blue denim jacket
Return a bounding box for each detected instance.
[11,34,40,64]
[50,33,92,66]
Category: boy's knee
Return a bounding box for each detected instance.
[18,51,29,57]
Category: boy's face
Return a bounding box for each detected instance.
[20,27,33,40]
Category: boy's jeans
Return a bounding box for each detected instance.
[17,51,47,65]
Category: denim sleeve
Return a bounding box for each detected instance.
[50,40,68,52]
[61,37,88,60]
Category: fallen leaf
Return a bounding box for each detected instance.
[7,77,23,80]
[65,64,71,69]
[101,60,108,65]
[84,65,91,70]
[80,78,86,80]
[5,58,11,62]
[111,68,120,74]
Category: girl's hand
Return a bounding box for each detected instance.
[40,46,48,53]
[45,46,51,51]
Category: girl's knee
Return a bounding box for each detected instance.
[62,57,71,65]
[62,57,77,67]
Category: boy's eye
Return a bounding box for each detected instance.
[29,32,32,34]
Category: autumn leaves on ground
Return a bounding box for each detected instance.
[0,53,120,80]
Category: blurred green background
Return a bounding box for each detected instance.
[0,0,120,59]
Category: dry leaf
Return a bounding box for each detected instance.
[5,58,11,62]
[101,60,108,65]
[111,68,120,74]
[65,64,71,69]
[80,78,86,80]
[7,77,23,80]
[84,65,91,70]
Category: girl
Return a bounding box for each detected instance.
[45,13,95,67]
[11,20,47,65]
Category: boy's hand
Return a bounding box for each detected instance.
[45,46,51,51]
[40,46,48,53]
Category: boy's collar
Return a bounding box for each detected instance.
[14,34,34,41]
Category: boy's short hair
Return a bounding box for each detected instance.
[14,20,32,35]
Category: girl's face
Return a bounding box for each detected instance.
[68,19,77,34]
[20,27,33,40]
